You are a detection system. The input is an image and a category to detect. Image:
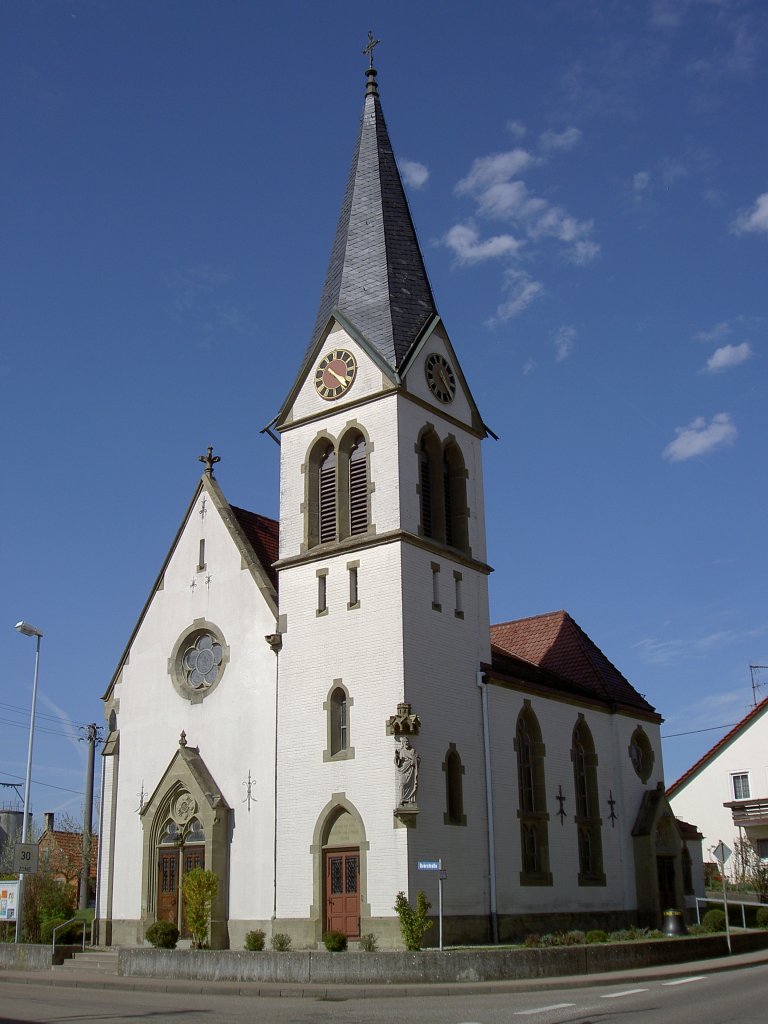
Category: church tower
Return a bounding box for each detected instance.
[273,53,493,944]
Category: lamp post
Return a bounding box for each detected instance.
[14,621,43,944]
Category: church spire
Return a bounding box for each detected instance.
[307,48,438,371]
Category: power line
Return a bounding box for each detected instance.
[0,701,74,726]
[0,771,85,797]
[0,716,74,740]
[662,722,738,739]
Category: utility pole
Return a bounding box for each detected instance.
[79,724,102,911]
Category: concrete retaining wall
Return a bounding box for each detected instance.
[118,931,768,984]
[0,944,52,971]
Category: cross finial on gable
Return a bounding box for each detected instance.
[198,446,221,477]
[362,30,380,69]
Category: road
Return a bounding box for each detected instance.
[0,964,765,1023]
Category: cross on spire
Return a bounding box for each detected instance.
[362,30,380,68]
[198,446,221,477]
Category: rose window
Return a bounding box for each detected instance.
[182,634,223,689]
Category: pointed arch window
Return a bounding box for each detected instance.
[442,442,469,552]
[318,446,337,544]
[419,438,435,539]
[443,744,467,826]
[514,704,551,885]
[323,682,354,762]
[348,434,368,536]
[571,717,605,886]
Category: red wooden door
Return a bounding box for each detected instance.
[157,849,179,924]
[325,849,360,938]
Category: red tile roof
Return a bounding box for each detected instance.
[39,831,98,878]
[230,506,279,590]
[666,694,768,797]
[490,610,657,715]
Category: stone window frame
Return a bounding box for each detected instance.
[167,618,230,705]
[514,701,552,886]
[323,679,355,762]
[302,425,375,552]
[628,726,655,783]
[571,715,606,887]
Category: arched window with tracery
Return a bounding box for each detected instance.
[514,704,551,884]
[571,717,605,886]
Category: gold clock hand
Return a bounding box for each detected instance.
[328,368,349,386]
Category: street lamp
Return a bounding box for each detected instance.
[14,621,43,944]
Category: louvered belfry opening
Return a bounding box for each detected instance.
[443,453,454,547]
[419,441,433,538]
[319,446,337,543]
[348,435,368,535]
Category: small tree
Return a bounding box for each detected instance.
[394,890,433,951]
[181,868,218,949]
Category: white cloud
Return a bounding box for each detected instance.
[554,325,577,362]
[695,320,732,344]
[455,149,535,194]
[703,342,753,373]
[633,170,651,193]
[662,412,737,462]
[443,223,524,265]
[539,127,582,152]
[399,158,429,190]
[523,357,537,375]
[661,158,688,187]
[506,120,528,139]
[732,192,768,235]
[567,239,601,265]
[486,270,544,325]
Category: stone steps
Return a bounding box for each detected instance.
[54,948,119,975]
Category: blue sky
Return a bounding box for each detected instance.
[3,0,766,823]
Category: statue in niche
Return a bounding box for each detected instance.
[395,737,420,806]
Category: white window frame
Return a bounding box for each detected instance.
[731,771,751,801]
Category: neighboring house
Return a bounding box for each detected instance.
[667,696,768,878]
[96,58,697,950]
[39,813,98,908]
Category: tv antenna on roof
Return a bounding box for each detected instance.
[750,665,768,706]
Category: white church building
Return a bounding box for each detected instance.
[96,58,696,949]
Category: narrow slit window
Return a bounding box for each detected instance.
[198,539,206,571]
[317,571,328,614]
[431,562,441,611]
[348,565,359,607]
[454,571,463,618]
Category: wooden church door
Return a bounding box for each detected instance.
[324,849,360,938]
[157,849,179,924]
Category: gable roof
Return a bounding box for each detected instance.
[666,694,768,797]
[39,830,98,878]
[489,610,658,716]
[102,473,279,700]
[306,64,437,374]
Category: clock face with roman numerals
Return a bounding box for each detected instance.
[425,352,456,403]
[315,349,357,400]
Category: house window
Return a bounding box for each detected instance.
[348,434,368,535]
[323,681,354,762]
[572,717,605,886]
[515,704,551,885]
[732,773,751,800]
[443,744,466,826]
[757,839,768,861]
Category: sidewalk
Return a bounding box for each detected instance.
[2,946,768,1000]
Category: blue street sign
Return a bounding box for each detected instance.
[417,860,440,871]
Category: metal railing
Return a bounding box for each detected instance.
[695,895,766,928]
[52,917,87,954]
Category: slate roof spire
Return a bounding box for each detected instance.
[308,59,439,371]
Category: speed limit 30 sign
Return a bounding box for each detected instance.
[12,843,39,874]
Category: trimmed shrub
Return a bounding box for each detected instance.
[756,907,768,929]
[323,930,348,952]
[687,923,707,935]
[180,868,218,949]
[563,930,585,945]
[244,929,266,951]
[702,909,726,933]
[585,929,608,944]
[146,920,179,949]
[271,932,292,952]
[359,933,378,952]
[523,933,540,948]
